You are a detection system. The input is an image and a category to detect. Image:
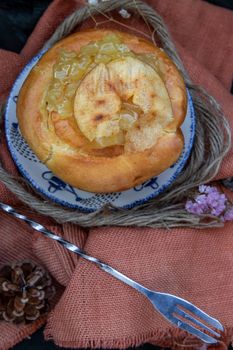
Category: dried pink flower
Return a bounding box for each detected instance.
[185,200,205,215]
[185,185,228,219]
[224,207,233,221]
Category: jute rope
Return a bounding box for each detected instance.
[0,0,231,228]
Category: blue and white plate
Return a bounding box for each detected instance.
[5,51,195,212]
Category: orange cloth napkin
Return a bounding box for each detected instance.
[0,0,233,349]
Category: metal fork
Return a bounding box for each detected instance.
[0,202,224,344]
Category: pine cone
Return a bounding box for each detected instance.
[0,261,55,324]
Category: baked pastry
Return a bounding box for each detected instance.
[17,29,187,193]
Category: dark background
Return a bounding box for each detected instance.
[0,0,232,349]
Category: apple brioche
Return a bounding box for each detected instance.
[17,29,187,193]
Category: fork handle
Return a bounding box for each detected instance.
[0,202,151,297]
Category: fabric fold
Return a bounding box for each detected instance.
[45,225,233,349]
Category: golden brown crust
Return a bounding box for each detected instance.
[46,131,184,192]
[17,29,187,193]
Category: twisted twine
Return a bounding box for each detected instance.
[0,0,231,228]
